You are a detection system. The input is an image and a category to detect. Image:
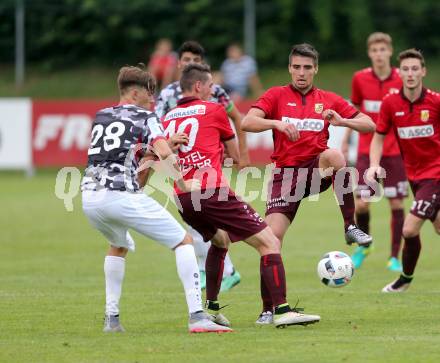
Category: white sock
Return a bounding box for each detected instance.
[104,256,125,316]
[223,252,235,277]
[190,227,210,272]
[175,244,203,314]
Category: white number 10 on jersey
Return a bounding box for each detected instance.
[163,117,199,153]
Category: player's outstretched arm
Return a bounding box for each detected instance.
[323,110,375,133]
[228,106,250,168]
[366,132,385,183]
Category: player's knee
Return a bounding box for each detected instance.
[259,231,281,254]
[389,198,404,210]
[108,246,128,257]
[214,240,230,249]
[324,149,346,170]
[433,222,440,235]
[402,226,418,239]
[211,231,230,249]
[180,233,194,245]
[355,198,369,213]
[433,212,440,235]
[270,228,285,244]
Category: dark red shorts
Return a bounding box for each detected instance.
[265,157,333,222]
[177,187,266,242]
[355,154,408,199]
[409,179,440,221]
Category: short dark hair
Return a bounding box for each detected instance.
[178,41,205,60]
[180,63,211,92]
[289,43,319,66]
[117,63,156,95]
[398,48,425,67]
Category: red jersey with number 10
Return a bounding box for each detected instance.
[253,85,359,167]
[162,97,235,194]
[377,88,440,180]
[351,67,402,156]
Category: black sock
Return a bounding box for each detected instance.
[274,303,291,315]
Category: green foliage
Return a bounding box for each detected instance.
[2,60,440,99]
[0,0,439,69]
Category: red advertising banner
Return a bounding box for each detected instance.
[31,99,273,167]
[32,100,114,166]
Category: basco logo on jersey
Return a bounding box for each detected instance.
[421,110,430,122]
[281,117,324,132]
[397,124,434,139]
[363,100,382,113]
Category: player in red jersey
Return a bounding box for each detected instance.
[163,63,321,328]
[368,49,440,292]
[156,41,246,292]
[242,43,375,324]
[342,33,408,271]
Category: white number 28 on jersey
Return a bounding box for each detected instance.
[163,117,199,153]
[88,121,126,155]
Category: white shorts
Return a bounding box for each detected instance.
[82,190,186,251]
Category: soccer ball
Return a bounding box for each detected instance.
[317,251,354,288]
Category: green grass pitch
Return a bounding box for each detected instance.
[1,170,440,362]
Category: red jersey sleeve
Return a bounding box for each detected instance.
[376,97,393,134]
[252,87,278,118]
[215,105,235,141]
[351,73,362,106]
[332,93,359,119]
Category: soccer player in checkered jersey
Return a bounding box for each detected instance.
[81,65,230,333]
[163,63,321,328]
[242,43,375,324]
[156,41,245,292]
[342,33,408,271]
[368,49,440,292]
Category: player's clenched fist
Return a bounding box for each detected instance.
[275,121,300,141]
[366,166,386,183]
[169,132,189,152]
[323,109,344,126]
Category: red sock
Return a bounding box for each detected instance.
[260,254,287,308]
[260,275,273,312]
[355,211,370,234]
[402,235,421,276]
[391,209,404,258]
[333,168,355,229]
[205,245,227,302]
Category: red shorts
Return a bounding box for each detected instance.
[177,187,266,242]
[409,179,440,221]
[266,157,333,222]
[356,154,408,199]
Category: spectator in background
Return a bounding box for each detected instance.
[220,43,263,102]
[147,38,177,91]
